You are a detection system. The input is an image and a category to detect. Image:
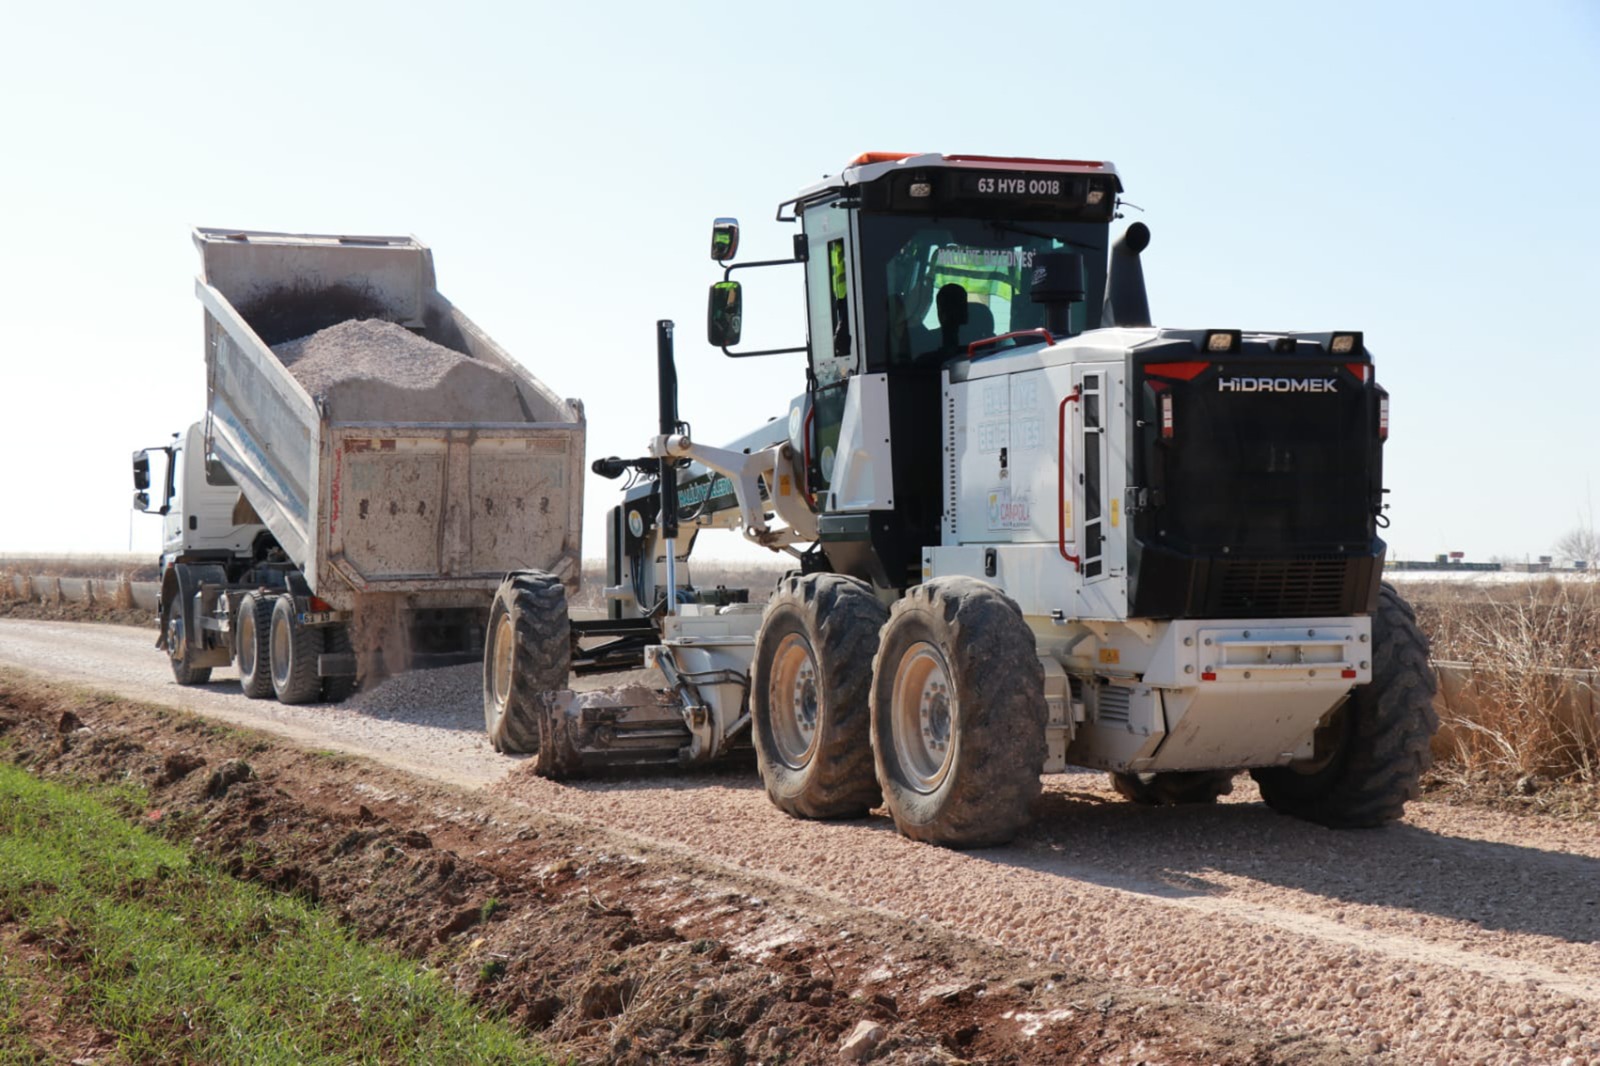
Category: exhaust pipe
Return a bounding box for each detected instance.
[1102,222,1152,329]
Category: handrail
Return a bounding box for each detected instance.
[968,329,1055,359]
[1058,387,1081,571]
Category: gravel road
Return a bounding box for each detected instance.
[3,617,1597,1065]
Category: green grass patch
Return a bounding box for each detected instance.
[0,764,544,1064]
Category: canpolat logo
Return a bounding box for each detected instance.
[1217,377,1338,393]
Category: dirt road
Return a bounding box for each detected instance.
[2,618,1597,1064]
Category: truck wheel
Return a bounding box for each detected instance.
[483,572,571,756]
[1111,770,1235,805]
[165,602,212,686]
[751,574,889,819]
[1251,583,1439,828]
[870,578,1046,848]
[269,595,323,705]
[321,624,357,703]
[236,593,275,700]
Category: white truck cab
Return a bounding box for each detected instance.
[133,422,266,567]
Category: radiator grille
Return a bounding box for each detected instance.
[1216,556,1349,617]
[1096,684,1131,726]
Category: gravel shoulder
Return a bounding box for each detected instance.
[2,618,1598,1064]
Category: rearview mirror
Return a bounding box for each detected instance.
[133,490,150,512]
[132,451,150,490]
[707,281,743,348]
[710,218,740,262]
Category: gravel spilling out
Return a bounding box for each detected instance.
[272,319,529,422]
[345,661,483,719]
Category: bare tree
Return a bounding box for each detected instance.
[1553,525,1600,566]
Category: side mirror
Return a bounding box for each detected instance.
[707,281,743,347]
[132,452,150,490]
[710,218,740,262]
[133,490,150,512]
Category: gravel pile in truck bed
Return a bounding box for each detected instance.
[272,319,530,423]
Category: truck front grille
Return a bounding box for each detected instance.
[1216,556,1350,617]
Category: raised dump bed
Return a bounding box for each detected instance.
[194,228,585,610]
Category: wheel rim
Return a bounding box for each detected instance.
[489,611,515,715]
[270,608,291,688]
[238,604,256,676]
[768,632,821,769]
[891,641,956,793]
[168,612,186,661]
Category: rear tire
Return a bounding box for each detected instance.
[164,593,211,686]
[751,574,888,819]
[269,595,323,705]
[236,593,275,700]
[1251,583,1439,828]
[870,578,1045,848]
[483,572,571,756]
[1111,770,1235,806]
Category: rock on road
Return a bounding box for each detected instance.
[2,618,1598,1065]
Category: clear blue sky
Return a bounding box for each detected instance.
[3,0,1596,563]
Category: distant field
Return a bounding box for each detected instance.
[0,554,158,581]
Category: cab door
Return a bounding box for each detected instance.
[800,201,863,498]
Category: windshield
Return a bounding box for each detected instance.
[857,216,1108,368]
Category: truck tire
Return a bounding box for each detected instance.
[163,591,211,686]
[483,572,571,756]
[236,593,275,700]
[1251,583,1439,828]
[321,624,357,703]
[870,578,1046,848]
[751,574,888,819]
[269,595,323,705]
[1111,770,1235,806]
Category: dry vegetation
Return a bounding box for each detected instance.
[1405,578,1600,803]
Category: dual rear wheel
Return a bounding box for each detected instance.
[751,575,1046,848]
[237,592,350,705]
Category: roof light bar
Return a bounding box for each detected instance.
[1205,330,1241,353]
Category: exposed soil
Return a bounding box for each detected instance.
[0,598,157,629]
[0,674,1334,1065]
[3,620,1599,1064]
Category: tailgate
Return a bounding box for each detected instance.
[324,424,582,592]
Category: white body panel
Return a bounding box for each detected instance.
[826,373,895,512]
[929,332,1371,775]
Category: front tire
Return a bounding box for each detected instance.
[750,574,888,819]
[269,595,322,705]
[870,578,1045,848]
[164,593,211,687]
[1251,583,1439,828]
[483,572,571,756]
[236,593,275,700]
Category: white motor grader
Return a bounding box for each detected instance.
[484,152,1437,848]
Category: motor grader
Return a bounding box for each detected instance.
[483,151,1437,848]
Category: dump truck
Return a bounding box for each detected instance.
[484,152,1438,848]
[133,228,585,703]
